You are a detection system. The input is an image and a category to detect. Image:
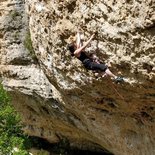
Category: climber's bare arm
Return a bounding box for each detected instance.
[74,34,95,57]
[76,32,81,49]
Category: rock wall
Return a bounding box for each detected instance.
[0,0,155,155]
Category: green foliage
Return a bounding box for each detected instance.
[0,85,10,107]
[24,31,36,60]
[0,84,31,155]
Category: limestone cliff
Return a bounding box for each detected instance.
[0,0,155,155]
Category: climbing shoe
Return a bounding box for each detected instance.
[114,76,124,83]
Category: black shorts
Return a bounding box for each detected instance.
[83,59,107,72]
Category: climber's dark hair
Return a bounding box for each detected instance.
[67,43,75,56]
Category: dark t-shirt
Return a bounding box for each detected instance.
[77,52,90,63]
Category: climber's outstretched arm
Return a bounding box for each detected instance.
[76,32,81,49]
[74,34,95,57]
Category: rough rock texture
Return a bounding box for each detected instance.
[0,0,155,155]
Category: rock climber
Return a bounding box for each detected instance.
[68,31,124,83]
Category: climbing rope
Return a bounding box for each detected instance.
[106,77,125,101]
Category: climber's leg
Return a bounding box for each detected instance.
[88,62,116,78]
[84,61,124,82]
[104,68,117,79]
[105,68,124,82]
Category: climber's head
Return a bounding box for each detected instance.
[67,43,76,56]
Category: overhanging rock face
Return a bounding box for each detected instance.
[0,0,155,155]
